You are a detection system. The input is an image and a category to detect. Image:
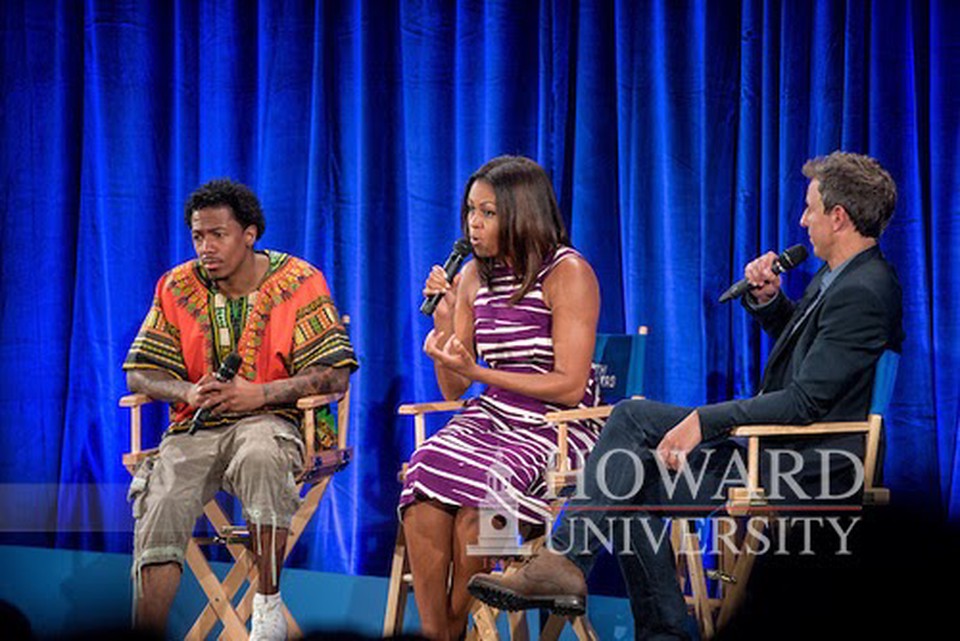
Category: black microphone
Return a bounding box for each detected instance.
[718,244,809,303]
[420,237,473,316]
[188,353,242,434]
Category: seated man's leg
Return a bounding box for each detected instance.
[131,430,222,631]
[468,399,691,628]
[222,414,303,640]
[552,400,691,571]
[560,400,693,639]
[223,414,304,590]
[615,437,741,640]
[615,516,688,640]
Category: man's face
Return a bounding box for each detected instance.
[800,179,836,262]
[190,206,256,282]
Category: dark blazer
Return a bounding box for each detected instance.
[697,245,904,480]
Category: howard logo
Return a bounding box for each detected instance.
[467,460,532,557]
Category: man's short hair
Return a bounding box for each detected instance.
[802,151,897,238]
[184,178,266,239]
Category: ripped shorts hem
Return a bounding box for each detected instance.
[133,546,185,575]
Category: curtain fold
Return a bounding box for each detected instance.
[1,0,958,576]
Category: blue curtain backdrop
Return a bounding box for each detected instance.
[1,0,958,579]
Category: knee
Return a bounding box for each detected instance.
[606,400,660,447]
[140,488,198,526]
[233,444,286,478]
[607,401,636,430]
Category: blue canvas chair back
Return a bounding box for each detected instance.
[869,350,900,416]
[593,327,648,404]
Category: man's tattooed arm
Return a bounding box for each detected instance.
[261,365,350,405]
[126,370,194,405]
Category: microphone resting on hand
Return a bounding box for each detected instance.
[188,353,242,435]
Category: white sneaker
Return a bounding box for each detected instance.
[250,592,287,641]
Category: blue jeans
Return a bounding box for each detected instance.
[551,400,740,640]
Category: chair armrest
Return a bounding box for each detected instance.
[397,400,465,415]
[297,392,345,410]
[397,400,465,450]
[543,405,615,423]
[298,391,349,465]
[545,469,582,497]
[119,393,153,408]
[543,405,616,480]
[727,416,886,511]
[119,393,157,457]
[122,448,159,474]
[730,421,871,437]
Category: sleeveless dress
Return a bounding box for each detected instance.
[398,246,603,523]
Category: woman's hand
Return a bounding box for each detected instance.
[423,329,476,378]
[423,266,460,326]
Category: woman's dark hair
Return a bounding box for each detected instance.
[184,178,266,239]
[461,156,569,303]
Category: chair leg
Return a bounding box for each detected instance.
[192,478,335,641]
[469,600,501,640]
[716,517,766,630]
[539,614,566,641]
[184,539,250,641]
[289,477,330,552]
[382,526,411,637]
[570,615,600,641]
[679,521,715,640]
[229,478,330,636]
[282,605,302,638]
[506,610,528,640]
[190,551,257,640]
[191,502,259,639]
[540,613,598,641]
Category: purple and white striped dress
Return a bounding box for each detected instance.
[399,246,603,524]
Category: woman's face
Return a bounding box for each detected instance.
[466,179,500,258]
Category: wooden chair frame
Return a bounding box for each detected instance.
[544,351,897,640]
[121,353,353,640]
[382,399,599,641]
[383,327,649,640]
[675,411,891,639]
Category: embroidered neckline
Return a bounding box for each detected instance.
[167,250,318,375]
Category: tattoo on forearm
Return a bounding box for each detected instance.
[128,370,192,404]
[262,366,349,405]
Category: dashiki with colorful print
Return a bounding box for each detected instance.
[124,250,357,448]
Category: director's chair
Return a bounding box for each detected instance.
[546,349,899,640]
[383,327,649,640]
[121,319,354,640]
[673,349,900,639]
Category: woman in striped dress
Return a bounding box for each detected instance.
[399,156,602,640]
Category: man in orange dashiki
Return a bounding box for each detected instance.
[123,178,357,640]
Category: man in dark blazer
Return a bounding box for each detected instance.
[467,151,904,639]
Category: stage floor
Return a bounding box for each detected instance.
[0,545,637,639]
